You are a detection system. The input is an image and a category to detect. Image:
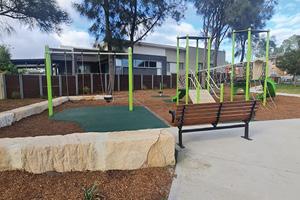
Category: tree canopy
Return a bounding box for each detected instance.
[119,0,184,48]
[227,0,278,62]
[0,0,70,34]
[191,0,277,65]
[74,0,185,94]
[276,35,300,54]
[191,0,230,67]
[276,49,300,83]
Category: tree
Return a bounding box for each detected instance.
[276,49,300,85]
[74,0,124,95]
[0,45,17,73]
[74,0,184,94]
[276,35,300,54]
[119,0,184,50]
[192,0,231,68]
[0,0,70,34]
[226,0,278,62]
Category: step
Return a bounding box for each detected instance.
[189,89,216,104]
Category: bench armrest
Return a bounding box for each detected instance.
[169,110,176,123]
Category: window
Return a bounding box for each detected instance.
[134,59,159,68]
[149,61,156,68]
[134,60,144,68]
[115,59,122,67]
[122,59,128,66]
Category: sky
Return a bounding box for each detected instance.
[1,0,300,62]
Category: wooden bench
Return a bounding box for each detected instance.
[169,100,258,148]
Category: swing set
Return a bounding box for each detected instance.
[231,28,276,106]
[44,46,134,117]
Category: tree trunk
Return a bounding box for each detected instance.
[240,39,246,63]
[213,38,220,68]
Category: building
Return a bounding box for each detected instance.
[12,42,226,76]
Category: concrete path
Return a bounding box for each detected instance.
[277,92,300,98]
[168,119,300,200]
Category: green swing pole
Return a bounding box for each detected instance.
[220,83,224,103]
[196,39,200,103]
[231,31,236,102]
[185,35,189,105]
[263,30,270,106]
[206,37,211,93]
[176,36,180,105]
[128,47,133,111]
[245,28,252,101]
[45,45,53,117]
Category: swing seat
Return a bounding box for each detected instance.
[104,95,113,102]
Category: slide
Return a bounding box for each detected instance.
[172,88,186,102]
[257,78,276,100]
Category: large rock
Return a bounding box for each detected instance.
[52,96,69,106]
[69,95,104,101]
[0,112,14,128]
[0,129,175,174]
[10,101,48,122]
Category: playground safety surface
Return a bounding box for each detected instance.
[52,106,168,132]
[1,89,300,138]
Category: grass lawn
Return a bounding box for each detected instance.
[276,84,300,94]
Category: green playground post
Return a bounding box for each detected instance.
[220,83,224,103]
[45,45,53,117]
[176,36,180,105]
[231,31,236,102]
[185,35,189,104]
[196,39,200,103]
[128,47,133,111]
[263,31,270,106]
[207,37,211,93]
[245,28,252,101]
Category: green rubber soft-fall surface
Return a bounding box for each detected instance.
[51,106,168,132]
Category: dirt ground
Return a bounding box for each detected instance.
[0,98,43,112]
[0,167,174,200]
[1,89,300,138]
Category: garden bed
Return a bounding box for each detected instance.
[0,167,174,200]
[0,98,43,112]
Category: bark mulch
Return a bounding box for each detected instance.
[0,167,174,200]
[0,98,43,112]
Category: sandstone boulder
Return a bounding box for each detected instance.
[0,129,175,174]
[0,112,14,128]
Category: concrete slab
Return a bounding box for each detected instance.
[168,119,300,200]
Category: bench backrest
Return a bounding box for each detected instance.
[174,101,258,126]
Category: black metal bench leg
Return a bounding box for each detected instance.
[178,128,185,148]
[241,122,252,140]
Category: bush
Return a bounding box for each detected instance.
[83,86,91,94]
[11,91,21,99]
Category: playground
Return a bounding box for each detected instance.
[1,30,300,200]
